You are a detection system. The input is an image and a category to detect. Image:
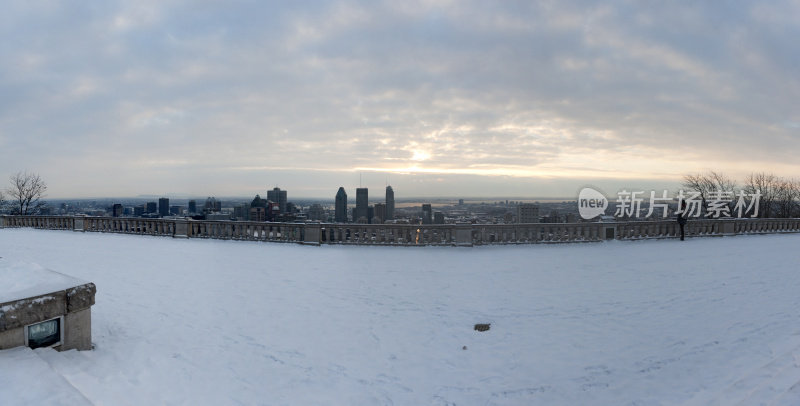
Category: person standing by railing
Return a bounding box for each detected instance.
[677,201,688,241]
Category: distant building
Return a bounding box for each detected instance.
[267,202,280,221]
[422,204,432,224]
[169,206,181,216]
[308,204,325,221]
[374,203,386,224]
[204,197,220,214]
[335,187,348,223]
[146,202,157,214]
[434,211,444,224]
[188,200,197,214]
[249,207,266,222]
[267,188,287,213]
[158,198,170,217]
[112,204,123,217]
[356,188,369,223]
[458,199,464,205]
[134,205,145,216]
[517,203,540,223]
[205,213,231,221]
[251,194,267,209]
[234,204,250,220]
[385,186,395,220]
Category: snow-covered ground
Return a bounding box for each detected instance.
[2,229,800,405]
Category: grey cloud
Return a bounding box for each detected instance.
[0,0,797,197]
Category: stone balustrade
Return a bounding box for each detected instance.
[2,215,799,246]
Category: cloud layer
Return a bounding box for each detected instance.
[1,1,798,198]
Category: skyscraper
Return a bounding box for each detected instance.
[188,200,197,214]
[374,203,386,224]
[385,185,394,220]
[335,187,348,223]
[158,198,170,217]
[356,188,369,223]
[267,187,287,213]
[422,203,432,224]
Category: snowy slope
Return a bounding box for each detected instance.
[2,229,800,405]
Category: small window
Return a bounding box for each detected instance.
[25,317,63,349]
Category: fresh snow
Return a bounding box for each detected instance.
[0,261,88,304]
[2,228,800,405]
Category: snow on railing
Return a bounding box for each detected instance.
[2,215,800,246]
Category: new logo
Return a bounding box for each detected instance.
[578,187,608,219]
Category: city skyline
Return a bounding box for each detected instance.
[1,2,797,198]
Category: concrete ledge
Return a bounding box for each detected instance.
[0,282,96,351]
[0,292,66,331]
[67,283,96,312]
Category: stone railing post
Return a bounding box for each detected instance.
[455,223,473,247]
[604,223,617,240]
[0,214,6,228]
[173,218,190,238]
[303,224,321,246]
[721,219,735,236]
[73,215,86,232]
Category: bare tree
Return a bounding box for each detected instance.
[708,170,737,193]
[681,171,739,217]
[744,172,778,218]
[774,178,800,218]
[7,171,48,215]
[682,173,714,210]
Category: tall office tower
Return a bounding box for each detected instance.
[188,200,197,214]
[422,203,432,224]
[146,201,157,214]
[374,203,386,224]
[268,187,288,213]
[335,187,348,223]
[112,204,123,217]
[356,188,369,223]
[517,203,540,223]
[158,198,170,217]
[433,211,444,224]
[385,186,394,220]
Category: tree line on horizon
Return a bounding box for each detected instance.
[682,171,799,218]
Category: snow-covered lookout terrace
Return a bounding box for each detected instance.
[2,214,800,245]
[1,228,800,404]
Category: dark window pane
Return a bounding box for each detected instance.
[28,318,60,349]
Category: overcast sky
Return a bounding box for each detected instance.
[1,1,798,199]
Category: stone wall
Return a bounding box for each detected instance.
[2,215,800,246]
